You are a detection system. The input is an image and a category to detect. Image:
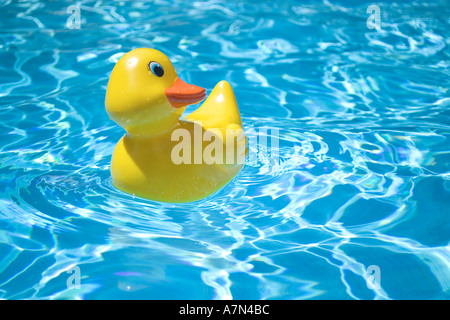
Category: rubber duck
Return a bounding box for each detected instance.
[105,48,246,203]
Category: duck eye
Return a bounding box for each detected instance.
[149,61,164,77]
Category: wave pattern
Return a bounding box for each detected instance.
[0,0,449,299]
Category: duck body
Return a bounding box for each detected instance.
[106,49,246,203]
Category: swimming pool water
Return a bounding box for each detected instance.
[0,0,449,300]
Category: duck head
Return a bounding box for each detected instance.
[105,48,206,136]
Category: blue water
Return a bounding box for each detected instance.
[1,0,449,300]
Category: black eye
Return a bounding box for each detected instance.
[149,61,164,77]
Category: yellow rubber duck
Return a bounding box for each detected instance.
[105,48,246,203]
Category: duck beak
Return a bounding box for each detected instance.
[165,77,206,108]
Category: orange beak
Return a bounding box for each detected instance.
[165,77,206,108]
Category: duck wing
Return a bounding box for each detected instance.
[184,81,243,129]
[184,81,247,167]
